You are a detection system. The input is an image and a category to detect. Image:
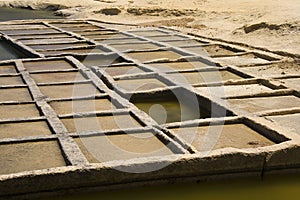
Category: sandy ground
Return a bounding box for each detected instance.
[0,0,299,56]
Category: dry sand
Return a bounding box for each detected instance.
[0,0,299,55]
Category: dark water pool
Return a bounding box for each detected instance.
[43,175,300,200]
[0,7,62,22]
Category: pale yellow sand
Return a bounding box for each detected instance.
[1,0,299,55]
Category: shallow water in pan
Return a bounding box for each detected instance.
[133,96,211,124]
[0,39,27,60]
